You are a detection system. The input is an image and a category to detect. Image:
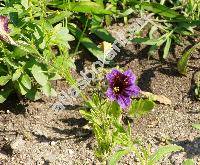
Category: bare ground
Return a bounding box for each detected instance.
[0,21,200,165]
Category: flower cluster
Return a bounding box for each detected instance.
[106,69,140,109]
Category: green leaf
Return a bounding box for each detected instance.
[31,64,48,86]
[48,11,71,25]
[0,75,11,86]
[91,26,115,43]
[12,68,22,81]
[141,2,182,19]
[26,88,41,101]
[192,124,200,130]
[148,145,183,165]
[109,149,130,165]
[0,88,13,103]
[41,82,57,97]
[68,23,105,61]
[129,99,154,117]
[177,42,200,75]
[19,74,32,90]
[21,0,29,10]
[110,101,122,120]
[163,37,171,59]
[80,110,93,122]
[183,159,195,165]
[57,2,112,14]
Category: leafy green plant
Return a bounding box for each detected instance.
[80,92,154,161]
[130,2,200,60]
[109,144,183,165]
[80,69,172,163]
[0,0,75,102]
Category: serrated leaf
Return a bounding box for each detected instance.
[0,75,11,86]
[109,149,130,165]
[31,64,48,86]
[148,145,183,165]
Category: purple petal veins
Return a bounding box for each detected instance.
[106,69,140,109]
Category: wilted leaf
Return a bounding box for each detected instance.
[99,41,112,54]
[141,91,172,105]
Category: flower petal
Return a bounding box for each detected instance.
[124,69,136,83]
[116,95,131,109]
[106,87,116,101]
[106,69,120,82]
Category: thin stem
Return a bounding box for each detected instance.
[74,18,89,55]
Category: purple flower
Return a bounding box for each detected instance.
[106,69,140,109]
[0,15,10,42]
[0,16,9,33]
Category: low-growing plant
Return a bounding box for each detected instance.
[0,0,80,102]
[130,2,200,60]
[80,69,183,164]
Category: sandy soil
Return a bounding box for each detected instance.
[0,21,200,165]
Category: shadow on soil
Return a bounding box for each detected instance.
[173,137,200,159]
[0,93,29,115]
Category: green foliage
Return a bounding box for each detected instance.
[177,42,200,75]
[80,93,123,160]
[183,159,195,165]
[0,0,75,102]
[129,99,155,117]
[80,92,155,161]
[193,124,200,130]
[109,144,183,165]
[131,2,200,60]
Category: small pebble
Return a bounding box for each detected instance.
[50,141,56,146]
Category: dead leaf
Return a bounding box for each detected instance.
[99,41,112,54]
[140,91,172,105]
